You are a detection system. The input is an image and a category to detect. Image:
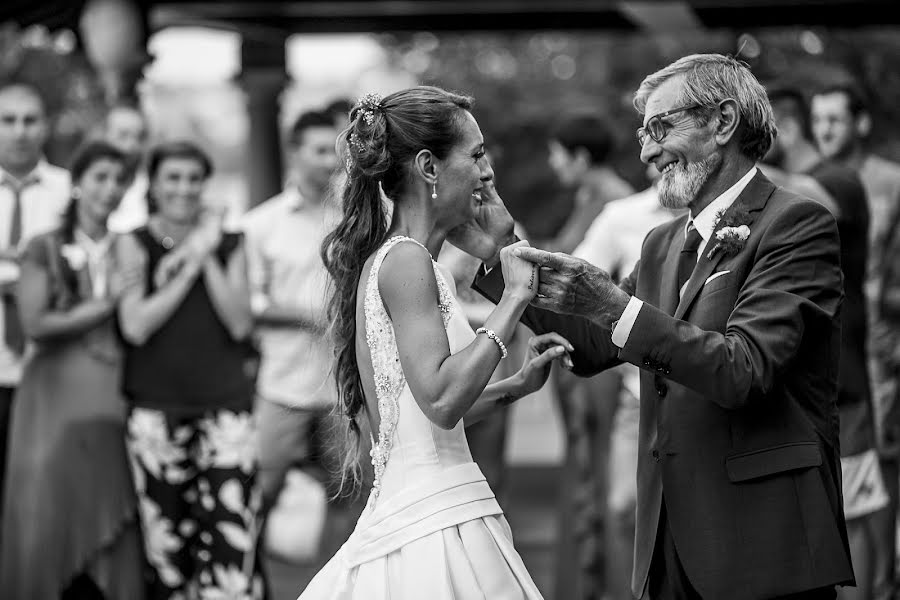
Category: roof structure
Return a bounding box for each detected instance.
[2,0,897,36]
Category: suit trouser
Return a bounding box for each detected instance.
[648,498,838,600]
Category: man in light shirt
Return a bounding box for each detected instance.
[0,79,70,501]
[103,102,150,234]
[242,109,340,516]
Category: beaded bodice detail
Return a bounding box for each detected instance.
[364,236,454,503]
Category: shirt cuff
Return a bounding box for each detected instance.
[611,296,643,348]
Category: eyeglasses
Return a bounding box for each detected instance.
[636,104,701,147]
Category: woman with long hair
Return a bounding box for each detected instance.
[299,87,570,598]
[0,140,145,599]
[115,141,263,599]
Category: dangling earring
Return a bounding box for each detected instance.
[431,182,438,200]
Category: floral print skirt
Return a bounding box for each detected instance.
[126,406,266,600]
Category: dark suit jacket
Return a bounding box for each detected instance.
[475,172,854,599]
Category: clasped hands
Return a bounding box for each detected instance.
[153,207,226,288]
[447,179,629,329]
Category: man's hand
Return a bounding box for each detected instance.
[447,179,516,266]
[514,247,630,328]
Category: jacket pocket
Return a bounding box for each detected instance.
[725,441,822,482]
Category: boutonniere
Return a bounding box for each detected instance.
[60,243,88,271]
[707,208,751,260]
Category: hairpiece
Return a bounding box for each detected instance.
[357,92,383,126]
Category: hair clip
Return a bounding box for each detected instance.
[357,92,383,126]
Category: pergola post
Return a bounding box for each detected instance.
[239,34,287,209]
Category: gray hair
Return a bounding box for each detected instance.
[633,53,776,161]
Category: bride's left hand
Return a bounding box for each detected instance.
[516,332,574,397]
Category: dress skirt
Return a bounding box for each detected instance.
[298,463,543,600]
[0,333,144,599]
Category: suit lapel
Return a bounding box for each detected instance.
[673,170,776,321]
[660,218,687,316]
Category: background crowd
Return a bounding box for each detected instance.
[1,19,900,600]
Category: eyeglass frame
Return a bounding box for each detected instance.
[636,104,702,147]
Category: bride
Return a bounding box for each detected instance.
[299,87,572,599]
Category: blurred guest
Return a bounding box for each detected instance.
[103,102,150,234]
[0,78,70,508]
[573,164,682,600]
[544,112,634,600]
[242,109,339,516]
[812,82,900,600]
[764,85,887,600]
[324,97,354,130]
[545,112,634,254]
[0,141,144,600]
[115,141,264,599]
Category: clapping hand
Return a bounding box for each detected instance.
[516,332,574,396]
[513,247,631,328]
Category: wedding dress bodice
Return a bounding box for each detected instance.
[364,236,477,506]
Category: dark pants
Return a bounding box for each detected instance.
[0,385,12,514]
[648,499,837,600]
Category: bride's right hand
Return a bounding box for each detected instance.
[500,240,538,302]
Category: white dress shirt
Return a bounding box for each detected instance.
[611,166,757,348]
[0,161,71,384]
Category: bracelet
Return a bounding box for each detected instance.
[476,327,508,359]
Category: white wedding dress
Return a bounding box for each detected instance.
[298,236,543,600]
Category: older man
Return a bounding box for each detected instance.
[453,54,853,600]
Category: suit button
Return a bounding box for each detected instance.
[664,368,671,375]
[651,449,660,461]
[656,383,667,397]
[643,358,651,366]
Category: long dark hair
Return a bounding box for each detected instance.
[61,139,128,243]
[320,86,473,494]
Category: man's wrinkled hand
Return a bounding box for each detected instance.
[513,247,630,328]
[447,179,515,265]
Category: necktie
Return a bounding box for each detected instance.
[676,224,703,298]
[2,178,32,355]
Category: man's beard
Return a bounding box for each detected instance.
[657,152,721,210]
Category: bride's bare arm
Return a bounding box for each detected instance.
[464,332,572,425]
[380,240,534,430]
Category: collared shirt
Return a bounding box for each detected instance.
[0,160,71,384]
[611,166,757,348]
[73,228,115,299]
[241,187,338,409]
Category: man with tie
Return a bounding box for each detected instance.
[457,53,854,599]
[0,79,70,504]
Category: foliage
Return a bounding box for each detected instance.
[378,27,900,239]
[0,22,106,167]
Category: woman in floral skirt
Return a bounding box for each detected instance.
[115,141,264,599]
